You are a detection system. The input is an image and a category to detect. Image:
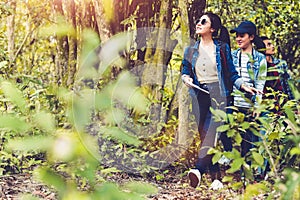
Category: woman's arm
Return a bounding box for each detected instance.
[181,47,194,87]
[227,45,263,95]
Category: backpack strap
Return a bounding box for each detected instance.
[220,42,229,78]
[220,42,227,70]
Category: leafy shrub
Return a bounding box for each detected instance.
[210,89,300,199]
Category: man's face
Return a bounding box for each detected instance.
[263,39,275,55]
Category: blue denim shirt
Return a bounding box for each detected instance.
[181,39,243,97]
[232,48,267,102]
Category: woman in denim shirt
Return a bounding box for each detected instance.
[181,13,259,190]
[230,21,267,160]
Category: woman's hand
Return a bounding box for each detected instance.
[182,75,194,88]
[240,84,263,95]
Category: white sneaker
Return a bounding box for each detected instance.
[188,169,201,188]
[218,155,231,165]
[210,179,224,190]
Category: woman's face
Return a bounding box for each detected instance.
[235,33,254,49]
[195,15,212,35]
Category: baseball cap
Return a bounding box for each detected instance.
[230,21,257,35]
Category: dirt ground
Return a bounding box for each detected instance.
[0,171,243,200]
[0,169,270,200]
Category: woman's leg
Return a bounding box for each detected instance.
[194,82,227,177]
[205,82,228,179]
[191,91,210,142]
[191,90,210,174]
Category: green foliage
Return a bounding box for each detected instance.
[1,81,27,113]
[0,5,157,197]
[0,58,157,200]
[277,168,300,200]
[211,88,300,198]
[243,182,269,200]
[0,0,299,199]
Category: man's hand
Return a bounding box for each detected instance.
[182,75,193,88]
[240,84,263,95]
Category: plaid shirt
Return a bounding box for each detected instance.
[263,56,294,100]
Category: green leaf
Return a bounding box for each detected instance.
[234,132,242,145]
[210,108,227,120]
[244,183,268,200]
[290,147,300,156]
[95,90,113,111]
[284,107,296,124]
[232,181,243,190]
[280,169,300,200]
[212,151,222,165]
[217,124,230,132]
[227,158,244,173]
[95,182,133,200]
[6,136,53,152]
[34,167,66,197]
[112,71,148,113]
[269,131,279,140]
[101,167,121,175]
[252,152,264,166]
[0,61,8,69]
[69,90,94,132]
[33,111,55,133]
[122,181,158,195]
[1,81,27,113]
[81,29,101,57]
[227,129,235,137]
[0,115,31,132]
[98,32,133,75]
[40,17,76,38]
[222,175,234,183]
[126,88,148,113]
[155,174,164,181]
[240,122,250,130]
[104,108,126,124]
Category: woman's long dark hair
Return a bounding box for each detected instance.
[205,12,231,47]
[253,36,266,54]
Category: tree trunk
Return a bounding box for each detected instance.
[134,1,159,61]
[52,0,78,87]
[177,0,206,149]
[52,0,66,86]
[65,0,77,87]
[6,0,16,73]
[141,0,176,132]
[93,0,113,42]
[177,0,192,148]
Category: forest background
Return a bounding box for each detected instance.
[0,0,299,199]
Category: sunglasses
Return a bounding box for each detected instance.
[196,18,209,25]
